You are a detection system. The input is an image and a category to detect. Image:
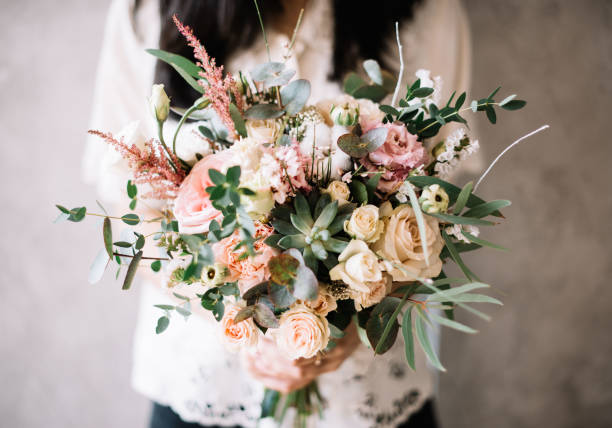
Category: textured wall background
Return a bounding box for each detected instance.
[1,1,610,427]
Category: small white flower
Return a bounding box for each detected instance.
[445,224,480,243]
[148,84,170,122]
[395,181,416,203]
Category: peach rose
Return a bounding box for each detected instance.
[372,204,444,281]
[351,275,392,310]
[276,304,330,359]
[220,302,259,352]
[304,285,338,316]
[173,151,233,234]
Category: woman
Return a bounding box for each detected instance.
[84,0,473,427]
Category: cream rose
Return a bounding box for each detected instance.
[276,304,330,359]
[344,205,384,243]
[245,119,281,144]
[329,240,383,293]
[220,302,259,352]
[304,285,338,316]
[372,205,444,281]
[351,275,392,310]
[323,180,350,205]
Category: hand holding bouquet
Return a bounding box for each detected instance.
[56,10,537,426]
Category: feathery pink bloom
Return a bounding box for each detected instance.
[88,130,185,199]
[172,15,242,138]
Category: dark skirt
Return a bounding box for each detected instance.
[149,400,439,428]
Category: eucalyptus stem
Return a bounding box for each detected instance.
[417,102,501,134]
[113,252,169,261]
[283,8,305,62]
[157,121,178,172]
[252,0,271,61]
[75,211,159,223]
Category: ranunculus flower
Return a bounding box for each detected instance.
[419,184,449,214]
[323,180,350,205]
[173,151,233,234]
[329,240,384,293]
[220,302,259,352]
[344,205,384,243]
[276,304,330,359]
[360,123,428,193]
[372,204,444,281]
[245,119,282,144]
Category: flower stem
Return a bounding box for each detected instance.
[113,252,169,261]
[252,0,271,62]
[417,103,500,134]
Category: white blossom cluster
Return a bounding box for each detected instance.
[287,106,323,141]
[445,224,480,243]
[434,127,480,179]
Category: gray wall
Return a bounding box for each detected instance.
[1,1,610,427]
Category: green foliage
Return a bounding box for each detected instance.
[229,103,247,137]
[122,250,142,290]
[156,316,170,334]
[342,59,393,102]
[280,79,310,115]
[337,127,388,158]
[366,297,402,354]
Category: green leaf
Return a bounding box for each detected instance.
[488,86,501,100]
[229,103,247,137]
[280,79,311,115]
[453,181,473,215]
[171,64,205,93]
[151,260,161,272]
[129,199,137,210]
[121,214,140,226]
[310,240,328,260]
[290,213,312,235]
[122,250,143,290]
[361,127,388,153]
[208,169,225,186]
[343,72,366,95]
[337,134,368,157]
[407,176,502,217]
[415,310,445,371]
[447,293,503,305]
[113,241,133,248]
[323,237,348,253]
[269,282,297,308]
[179,234,203,252]
[404,182,430,266]
[441,230,479,281]
[68,206,87,222]
[251,61,285,81]
[412,87,434,98]
[352,84,387,103]
[501,99,526,110]
[278,235,308,249]
[254,303,280,328]
[154,304,175,311]
[103,217,113,259]
[366,297,401,354]
[146,49,201,77]
[349,180,367,205]
[135,234,145,250]
[402,307,416,370]
[366,173,382,201]
[429,213,495,226]
[485,106,497,124]
[455,92,466,109]
[226,165,241,187]
[88,249,109,284]
[155,316,170,334]
[313,201,338,229]
[427,282,490,299]
[462,232,508,251]
[463,200,511,218]
[271,219,300,236]
[429,311,477,334]
[379,105,400,116]
[56,204,70,214]
[126,180,137,199]
[363,59,383,85]
[294,193,313,226]
[244,104,284,120]
[268,253,299,286]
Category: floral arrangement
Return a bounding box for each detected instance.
[56,10,531,426]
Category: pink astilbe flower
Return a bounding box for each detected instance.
[172,15,242,138]
[88,130,185,199]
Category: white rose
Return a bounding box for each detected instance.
[245,119,282,144]
[323,181,350,205]
[329,240,384,293]
[344,205,384,243]
[372,205,444,281]
[173,122,212,166]
[276,304,330,359]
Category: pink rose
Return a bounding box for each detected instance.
[173,151,232,234]
[276,304,330,359]
[361,123,428,193]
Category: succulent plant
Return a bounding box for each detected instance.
[266,192,354,273]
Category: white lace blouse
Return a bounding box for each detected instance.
[84,0,473,426]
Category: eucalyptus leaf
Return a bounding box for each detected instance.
[453,181,473,215]
[250,61,285,82]
[428,311,477,334]
[146,49,201,77]
[361,127,388,152]
[352,84,387,102]
[254,303,279,328]
[229,103,247,137]
[415,310,445,371]
[402,307,416,370]
[155,316,170,334]
[280,79,311,115]
[122,250,142,290]
[103,217,113,259]
[244,104,284,120]
[343,72,366,95]
[121,214,140,226]
[463,200,511,218]
[363,59,383,85]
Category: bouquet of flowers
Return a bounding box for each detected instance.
[57,10,532,426]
